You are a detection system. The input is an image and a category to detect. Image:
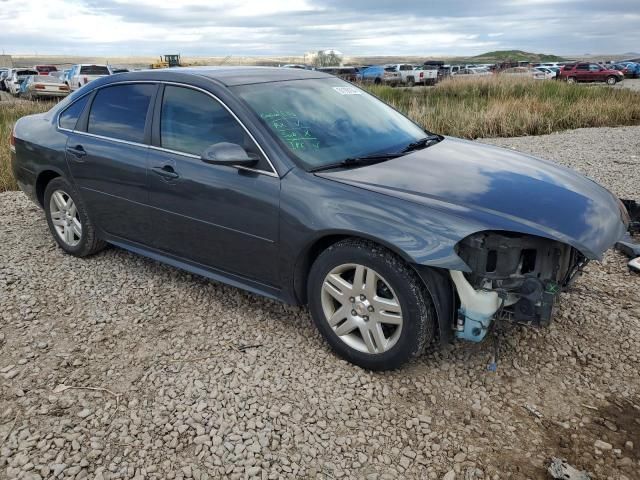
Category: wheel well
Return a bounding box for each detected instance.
[294,234,455,343]
[35,170,60,207]
[294,234,350,304]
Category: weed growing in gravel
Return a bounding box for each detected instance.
[365,76,640,138]
[0,100,52,192]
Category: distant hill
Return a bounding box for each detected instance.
[464,50,567,63]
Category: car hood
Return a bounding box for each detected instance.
[315,137,628,259]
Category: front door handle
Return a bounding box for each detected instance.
[152,165,179,179]
[66,145,86,158]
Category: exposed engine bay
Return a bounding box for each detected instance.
[450,231,586,342]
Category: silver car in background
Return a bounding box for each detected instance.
[21,75,70,100]
[7,68,39,95]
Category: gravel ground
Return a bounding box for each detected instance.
[617,78,640,92]
[1,126,639,480]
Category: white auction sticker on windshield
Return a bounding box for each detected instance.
[333,86,362,95]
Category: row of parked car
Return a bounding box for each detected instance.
[3,58,638,101]
[0,63,124,100]
[288,60,634,87]
[301,64,439,86]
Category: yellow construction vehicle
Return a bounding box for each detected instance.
[150,54,184,69]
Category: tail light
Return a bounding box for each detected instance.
[420,72,424,79]
[83,76,88,84]
[59,85,69,91]
[34,84,45,90]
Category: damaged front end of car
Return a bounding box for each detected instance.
[450,231,587,342]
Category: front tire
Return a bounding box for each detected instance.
[606,76,617,85]
[44,177,106,257]
[307,239,436,370]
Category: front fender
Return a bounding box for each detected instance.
[280,169,479,277]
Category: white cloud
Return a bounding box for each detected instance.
[0,0,637,56]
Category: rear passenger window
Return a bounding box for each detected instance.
[160,86,250,156]
[59,94,90,130]
[88,84,154,143]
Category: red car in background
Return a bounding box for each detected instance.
[34,65,58,76]
[560,63,624,85]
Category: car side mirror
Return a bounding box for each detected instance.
[200,142,258,167]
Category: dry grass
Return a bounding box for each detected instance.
[2,76,640,192]
[364,76,640,138]
[0,100,51,192]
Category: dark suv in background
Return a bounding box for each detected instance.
[560,63,624,85]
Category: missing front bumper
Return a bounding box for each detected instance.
[451,231,586,342]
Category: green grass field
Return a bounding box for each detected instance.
[2,76,640,192]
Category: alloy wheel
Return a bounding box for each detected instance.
[320,263,403,354]
[49,189,82,247]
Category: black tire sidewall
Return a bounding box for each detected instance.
[44,177,94,256]
[308,241,434,370]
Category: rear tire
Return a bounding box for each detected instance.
[307,239,437,370]
[374,77,381,85]
[44,177,106,257]
[566,76,576,84]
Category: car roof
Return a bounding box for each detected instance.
[115,66,331,87]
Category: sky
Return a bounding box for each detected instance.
[0,0,638,57]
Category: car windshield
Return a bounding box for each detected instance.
[232,78,427,170]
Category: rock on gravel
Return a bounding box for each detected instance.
[1,126,639,479]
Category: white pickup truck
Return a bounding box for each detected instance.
[386,64,438,86]
[66,64,112,91]
[413,66,439,85]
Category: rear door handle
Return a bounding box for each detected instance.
[66,145,86,158]
[152,165,179,179]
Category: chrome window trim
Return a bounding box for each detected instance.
[69,130,150,149]
[55,79,279,178]
[147,145,278,177]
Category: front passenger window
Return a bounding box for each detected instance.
[160,86,252,157]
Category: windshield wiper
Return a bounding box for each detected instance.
[308,135,442,173]
[309,153,403,173]
[401,135,442,153]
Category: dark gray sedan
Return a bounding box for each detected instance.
[10,67,629,370]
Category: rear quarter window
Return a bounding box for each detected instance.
[58,94,91,130]
[87,84,155,143]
